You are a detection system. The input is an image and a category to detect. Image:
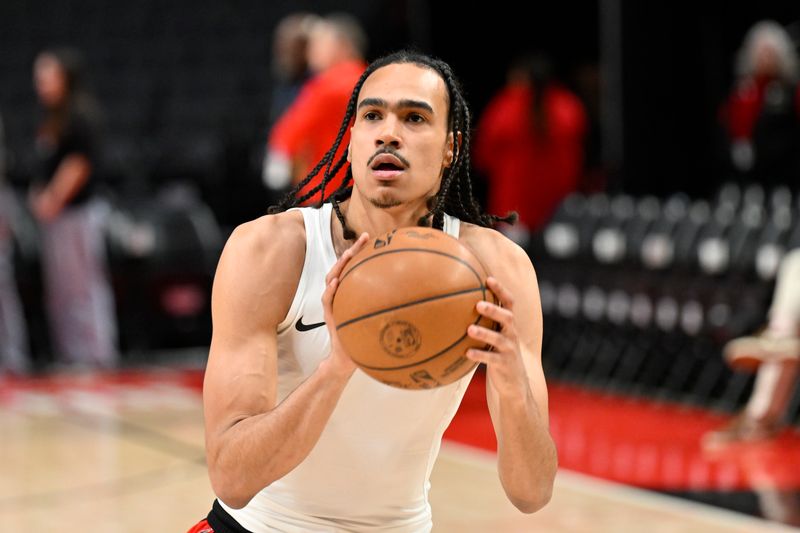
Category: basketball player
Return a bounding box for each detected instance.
[190,51,556,533]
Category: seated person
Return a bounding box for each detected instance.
[704,248,800,445]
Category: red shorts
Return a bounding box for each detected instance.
[186,519,214,533]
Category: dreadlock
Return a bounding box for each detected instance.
[268,50,516,240]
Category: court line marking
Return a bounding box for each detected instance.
[0,402,207,509]
[440,441,799,532]
[0,458,206,510]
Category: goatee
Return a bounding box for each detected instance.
[368,196,403,209]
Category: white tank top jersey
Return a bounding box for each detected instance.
[221,202,476,532]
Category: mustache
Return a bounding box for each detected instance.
[366,147,410,168]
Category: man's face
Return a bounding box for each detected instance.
[348,63,454,210]
[307,22,338,73]
[754,40,780,79]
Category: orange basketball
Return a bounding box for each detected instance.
[332,227,496,389]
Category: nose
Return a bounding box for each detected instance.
[375,115,402,149]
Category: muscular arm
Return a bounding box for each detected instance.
[203,216,365,509]
[465,230,557,513]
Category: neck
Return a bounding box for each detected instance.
[331,193,435,256]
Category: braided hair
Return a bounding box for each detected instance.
[268,50,516,239]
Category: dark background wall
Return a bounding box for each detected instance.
[2,1,799,411]
[617,2,800,197]
[1,0,798,219]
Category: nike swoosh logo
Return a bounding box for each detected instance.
[295,316,326,332]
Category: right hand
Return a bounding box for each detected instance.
[321,232,370,377]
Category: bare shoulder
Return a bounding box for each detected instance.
[213,210,306,327]
[459,222,535,283]
[223,210,305,262]
[459,224,542,350]
[220,211,306,282]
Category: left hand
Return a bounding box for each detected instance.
[466,276,530,400]
[321,232,371,377]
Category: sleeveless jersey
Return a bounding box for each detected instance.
[222,203,476,532]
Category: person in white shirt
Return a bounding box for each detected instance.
[190,50,557,533]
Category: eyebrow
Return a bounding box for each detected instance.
[357,97,434,114]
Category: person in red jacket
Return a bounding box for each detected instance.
[719,20,800,186]
[474,53,587,246]
[264,13,367,204]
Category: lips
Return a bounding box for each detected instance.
[370,153,406,180]
[370,153,406,170]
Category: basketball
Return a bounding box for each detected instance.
[332,227,497,389]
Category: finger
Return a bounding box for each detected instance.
[486,276,514,311]
[348,231,370,252]
[465,348,498,365]
[476,300,514,331]
[322,277,339,321]
[341,232,369,263]
[467,324,512,351]
[322,276,338,305]
[326,233,370,284]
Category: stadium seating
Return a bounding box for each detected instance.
[534,183,799,425]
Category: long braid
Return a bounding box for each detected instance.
[315,151,351,207]
[268,150,331,214]
[331,195,356,240]
[329,166,356,238]
[317,120,353,207]
[268,70,369,214]
[430,89,462,230]
[268,50,515,236]
[447,89,515,226]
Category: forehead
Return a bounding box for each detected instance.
[358,63,448,112]
[35,54,59,70]
[311,21,334,38]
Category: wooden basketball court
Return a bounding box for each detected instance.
[0,368,796,533]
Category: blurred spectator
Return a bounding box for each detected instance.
[0,112,30,375]
[260,12,319,204]
[703,248,800,446]
[263,13,367,202]
[266,12,320,129]
[28,48,118,369]
[474,52,587,247]
[719,20,800,187]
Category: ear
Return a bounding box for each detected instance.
[347,135,352,163]
[444,131,462,168]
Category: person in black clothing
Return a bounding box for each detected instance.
[29,47,117,369]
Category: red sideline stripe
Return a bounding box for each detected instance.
[443,370,800,491]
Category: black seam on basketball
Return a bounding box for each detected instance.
[336,286,486,330]
[348,309,487,371]
[339,248,483,286]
